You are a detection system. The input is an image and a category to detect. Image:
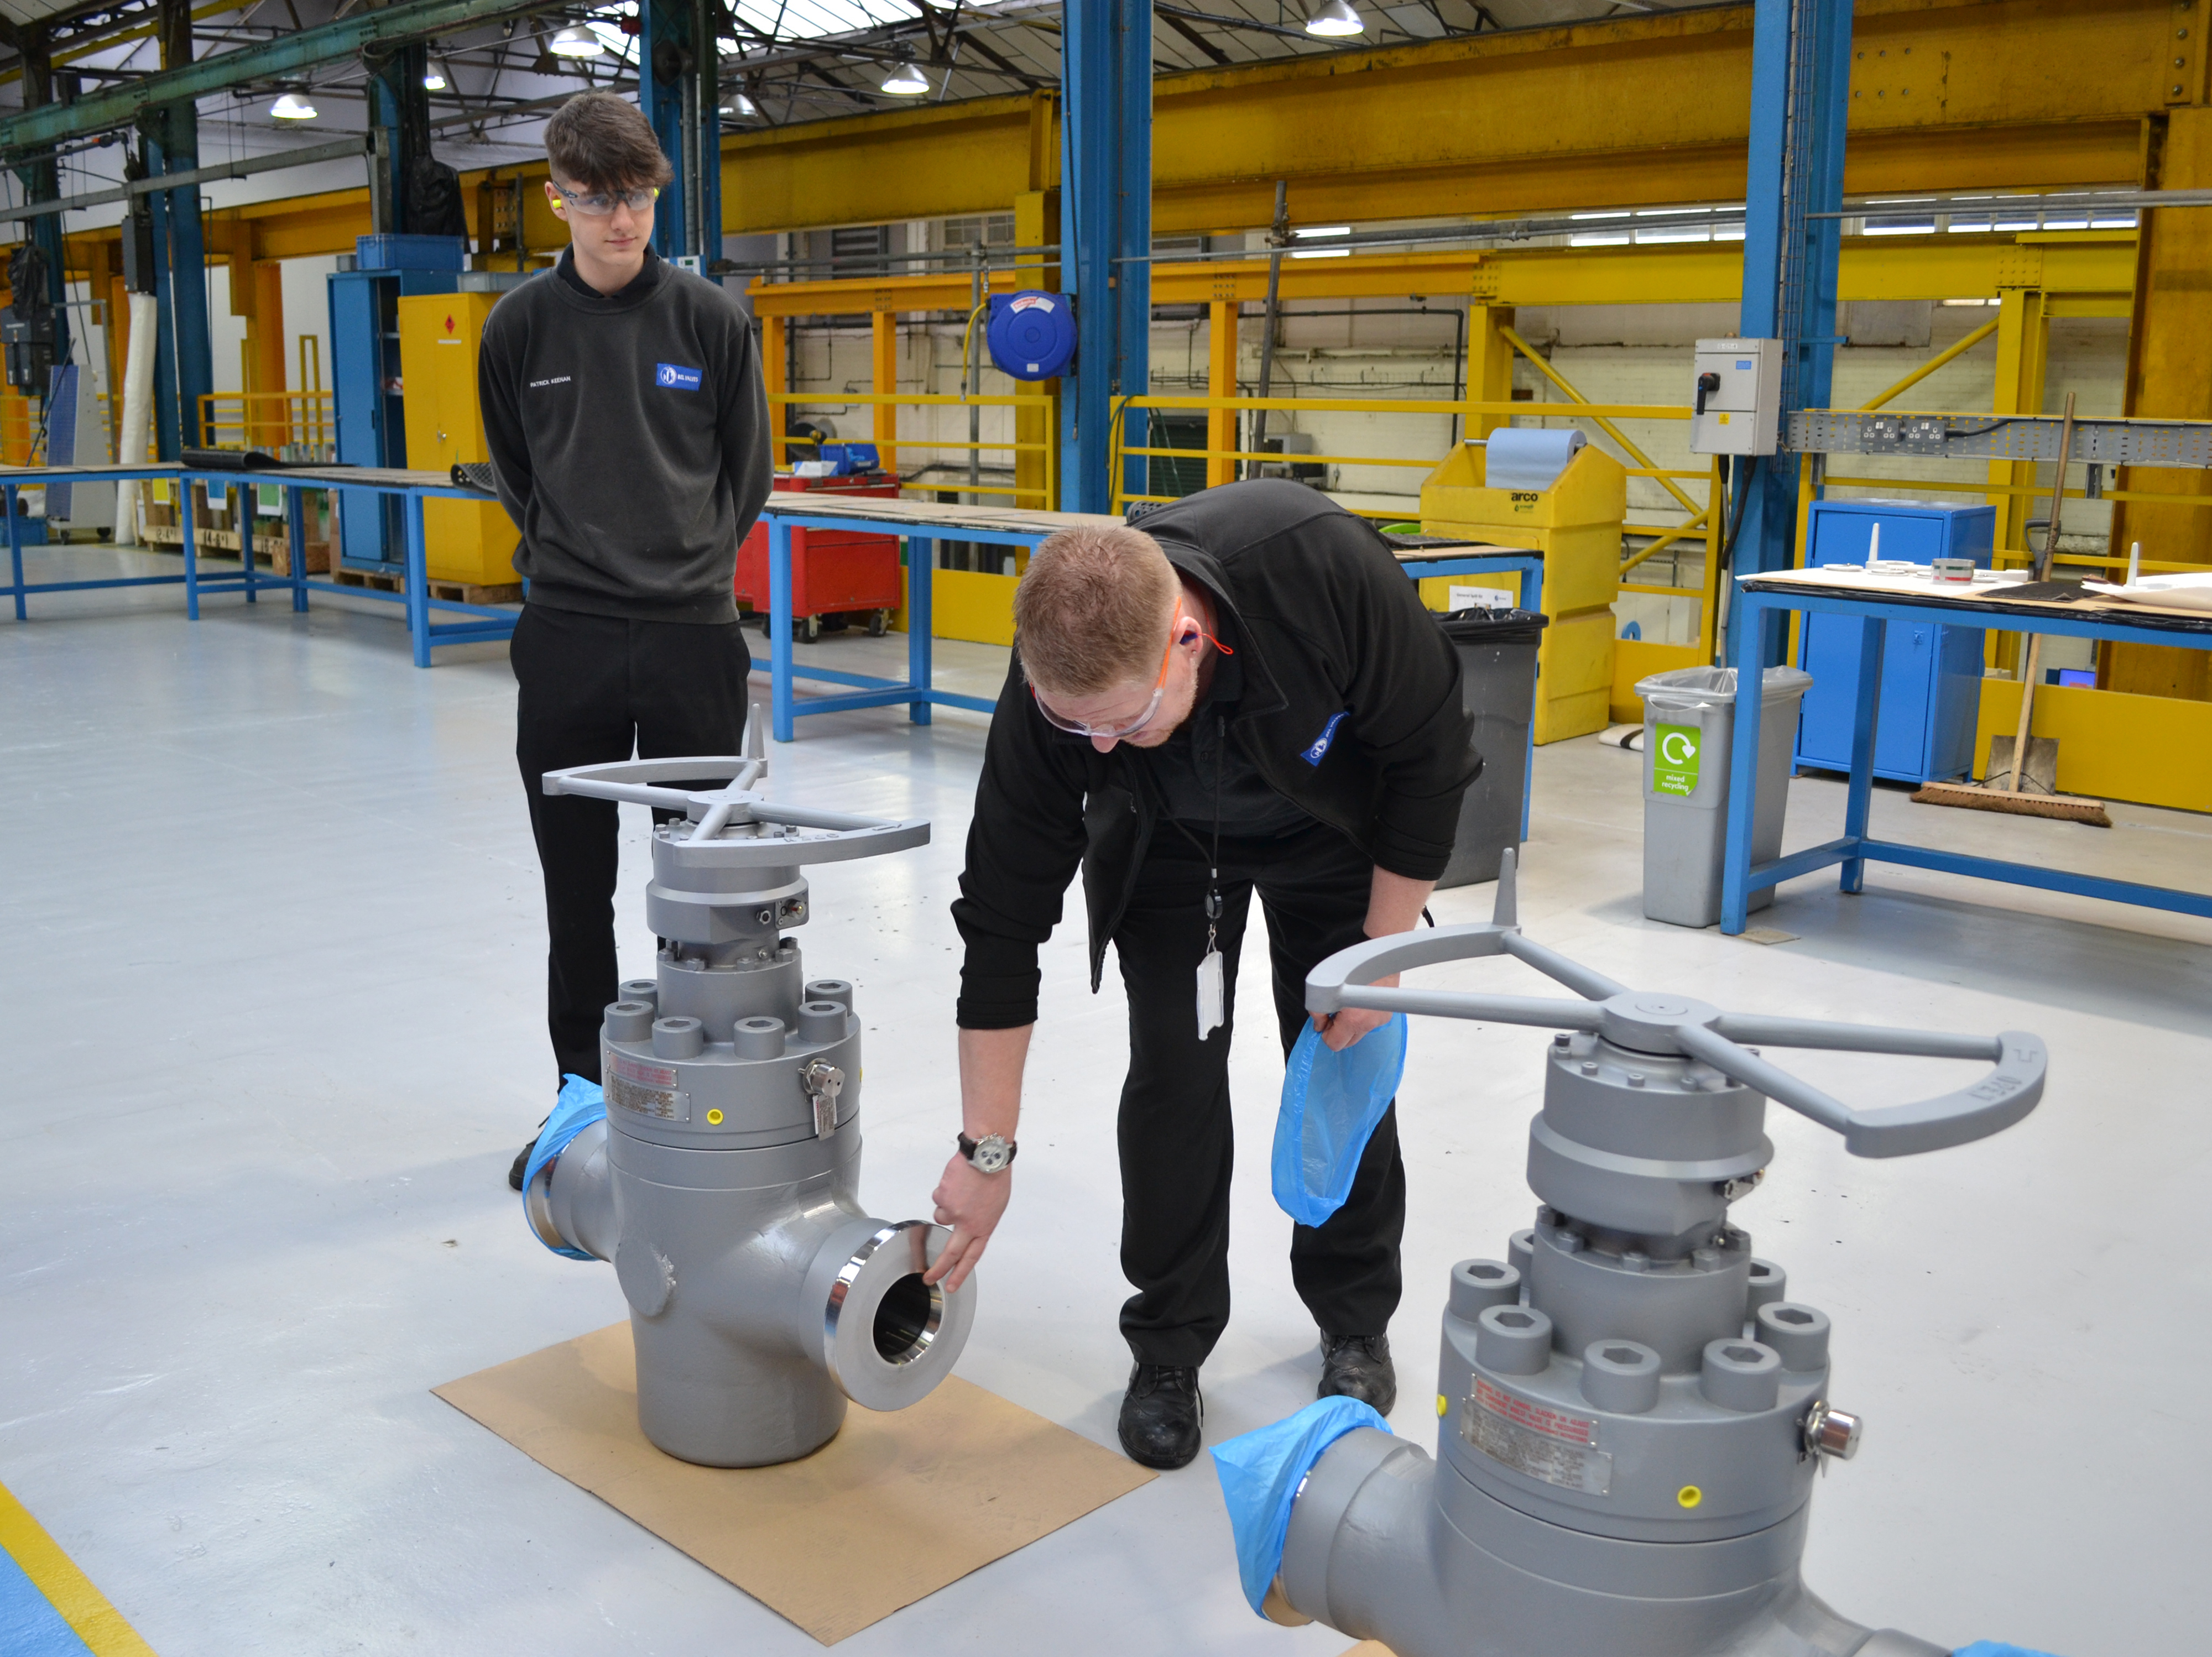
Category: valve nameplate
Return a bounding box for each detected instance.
[607,1053,692,1122]
[1463,1378,1613,1496]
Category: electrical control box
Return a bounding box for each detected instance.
[1690,337,1782,455]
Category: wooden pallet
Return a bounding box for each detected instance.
[327,566,521,605]
[136,522,330,573]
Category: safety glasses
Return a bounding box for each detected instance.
[552,183,660,217]
[1030,603,1229,740]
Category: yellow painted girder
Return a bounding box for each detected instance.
[711,0,2174,237]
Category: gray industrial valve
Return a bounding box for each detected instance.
[522,729,975,1467]
[1260,853,2046,1656]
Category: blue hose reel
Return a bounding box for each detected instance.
[986,291,1078,381]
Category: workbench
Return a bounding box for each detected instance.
[1721,567,2212,934]
[0,462,513,667]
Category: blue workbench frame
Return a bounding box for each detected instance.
[1720,583,2212,933]
[2,464,515,667]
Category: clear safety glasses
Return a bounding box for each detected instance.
[553,184,660,217]
[1030,603,1230,740]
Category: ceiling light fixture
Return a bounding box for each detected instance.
[422,69,448,91]
[880,51,930,96]
[269,90,318,121]
[550,26,604,58]
[1305,0,1365,37]
[722,91,759,116]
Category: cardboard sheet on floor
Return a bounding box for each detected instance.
[435,1323,1153,1645]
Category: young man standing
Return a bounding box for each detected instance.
[924,478,1480,1468]
[480,91,773,1184]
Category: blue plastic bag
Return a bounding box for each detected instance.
[1271,1013,1409,1227]
[1211,1397,1390,1616]
[520,1074,607,1261]
[1954,1645,2065,1657]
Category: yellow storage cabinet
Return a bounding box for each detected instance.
[398,291,520,587]
[1418,439,1626,744]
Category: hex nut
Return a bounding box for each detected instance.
[651,1016,705,1060]
[1580,1340,1661,1414]
[1700,1338,1782,1413]
[1756,1301,1832,1371]
[1475,1304,1553,1376]
[604,1000,654,1043]
[1448,1258,1521,1322]
[732,1016,787,1059]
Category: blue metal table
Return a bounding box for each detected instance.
[1721,571,2212,934]
[1,462,516,667]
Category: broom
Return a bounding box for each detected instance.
[1912,393,2113,827]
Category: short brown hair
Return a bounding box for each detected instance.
[1014,525,1180,696]
[545,91,674,192]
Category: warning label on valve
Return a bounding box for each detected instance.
[1463,1378,1611,1495]
[607,1052,691,1122]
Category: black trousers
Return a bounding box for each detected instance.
[512,604,754,1088]
[1113,819,1406,1367]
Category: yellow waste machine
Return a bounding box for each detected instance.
[1418,438,1626,744]
[397,291,519,588]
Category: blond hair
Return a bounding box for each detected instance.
[1014,525,1179,696]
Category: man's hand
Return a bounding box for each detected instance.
[925,1156,1011,1292]
[1312,973,1400,1052]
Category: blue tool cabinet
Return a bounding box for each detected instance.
[1793,498,1996,784]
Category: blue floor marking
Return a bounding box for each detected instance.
[0,1547,93,1657]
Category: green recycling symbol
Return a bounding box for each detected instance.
[1654,723,1702,797]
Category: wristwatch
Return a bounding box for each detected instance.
[957,1131,1018,1174]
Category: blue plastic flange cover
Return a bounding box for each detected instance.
[986,291,1077,381]
[1211,1397,1391,1616]
[520,1073,607,1260]
[1271,1013,1410,1228]
[1954,1644,2065,1656]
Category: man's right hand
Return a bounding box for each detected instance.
[925,1154,1011,1292]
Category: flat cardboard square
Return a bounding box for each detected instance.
[435,1323,1154,1644]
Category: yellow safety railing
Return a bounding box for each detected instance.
[768,389,1057,509]
[197,390,335,452]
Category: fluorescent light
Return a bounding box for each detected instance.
[723,91,759,116]
[550,26,603,58]
[880,58,930,95]
[423,69,447,91]
[1306,0,1365,36]
[269,91,317,121]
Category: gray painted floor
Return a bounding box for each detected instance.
[2,551,2206,1656]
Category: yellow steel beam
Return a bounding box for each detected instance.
[1859,317,2000,411]
[710,0,2173,237]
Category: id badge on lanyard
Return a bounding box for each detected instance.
[1197,886,1225,1040]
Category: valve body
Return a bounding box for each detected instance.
[526,803,971,1467]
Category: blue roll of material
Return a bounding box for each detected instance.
[1211,1397,1391,1616]
[1272,1014,1409,1227]
[520,1074,607,1260]
[1953,1644,2065,1656]
[1483,426,1587,492]
[986,291,1078,381]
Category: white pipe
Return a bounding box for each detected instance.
[112,292,158,546]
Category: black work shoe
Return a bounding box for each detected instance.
[1318,1332,1396,1415]
[508,1137,538,1192]
[1118,1363,1204,1470]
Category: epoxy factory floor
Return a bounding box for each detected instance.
[2,555,2207,1657]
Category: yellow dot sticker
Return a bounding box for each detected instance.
[1436,1394,1448,1419]
[706,1109,724,1125]
[1677,1485,1703,1509]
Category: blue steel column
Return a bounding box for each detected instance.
[638,0,690,259]
[145,117,214,453]
[147,162,178,459]
[1058,0,1148,513]
[1730,0,1852,668]
[696,0,722,264]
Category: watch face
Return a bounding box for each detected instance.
[972,1134,1011,1174]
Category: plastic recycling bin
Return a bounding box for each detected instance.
[1436,608,1550,889]
[1637,664,1814,928]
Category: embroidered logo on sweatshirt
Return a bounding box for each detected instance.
[655,362,703,390]
[1301,711,1349,766]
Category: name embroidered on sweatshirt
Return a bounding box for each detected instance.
[655,363,703,390]
[528,376,572,388]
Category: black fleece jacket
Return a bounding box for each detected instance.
[478,248,773,623]
[951,479,1481,1029]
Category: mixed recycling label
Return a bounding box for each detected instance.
[1653,723,1703,797]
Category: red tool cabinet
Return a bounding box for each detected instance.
[735,473,902,641]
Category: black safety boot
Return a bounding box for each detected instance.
[508,1137,538,1192]
[1318,1332,1396,1415]
[1118,1363,1204,1470]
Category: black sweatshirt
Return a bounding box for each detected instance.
[478,248,773,623]
[951,479,1481,1029]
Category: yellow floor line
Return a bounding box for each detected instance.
[0,1480,157,1657]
